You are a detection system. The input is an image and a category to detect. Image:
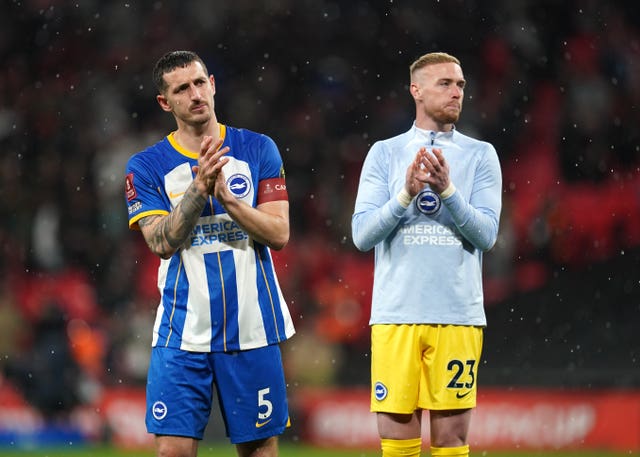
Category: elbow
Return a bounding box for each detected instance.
[146,238,178,259]
[145,241,176,260]
[477,229,499,252]
[155,247,177,260]
[267,228,289,251]
[266,213,290,251]
[479,239,497,252]
[473,217,499,252]
[269,238,288,251]
[351,221,372,252]
[351,232,372,252]
[352,238,368,252]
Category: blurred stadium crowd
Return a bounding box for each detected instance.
[0,0,639,419]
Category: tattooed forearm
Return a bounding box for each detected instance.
[139,184,208,258]
[138,215,166,256]
[164,187,207,247]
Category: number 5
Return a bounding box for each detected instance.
[258,387,273,420]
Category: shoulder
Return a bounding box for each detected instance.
[453,130,498,156]
[380,126,415,147]
[369,126,415,156]
[453,129,490,147]
[452,131,502,180]
[225,125,276,148]
[225,126,280,162]
[127,137,169,169]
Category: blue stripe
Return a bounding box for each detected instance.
[205,251,239,351]
[157,256,189,348]
[254,244,286,343]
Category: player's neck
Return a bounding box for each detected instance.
[174,119,220,153]
[415,113,454,133]
[415,120,453,133]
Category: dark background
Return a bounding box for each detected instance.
[1,0,638,421]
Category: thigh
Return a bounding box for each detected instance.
[213,344,289,444]
[371,324,422,413]
[419,325,483,410]
[146,347,214,440]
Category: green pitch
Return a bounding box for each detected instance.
[0,444,635,457]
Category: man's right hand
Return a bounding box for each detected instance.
[405,147,432,197]
[193,136,230,196]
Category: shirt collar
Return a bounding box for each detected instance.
[412,122,456,142]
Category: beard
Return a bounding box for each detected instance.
[428,104,462,125]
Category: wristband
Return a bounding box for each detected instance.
[397,188,413,208]
[439,182,456,199]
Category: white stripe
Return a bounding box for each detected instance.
[152,258,170,347]
[236,240,267,349]
[182,248,213,350]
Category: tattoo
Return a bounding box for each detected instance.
[164,185,208,248]
[137,216,157,228]
[138,215,165,254]
[163,217,183,249]
[140,184,208,256]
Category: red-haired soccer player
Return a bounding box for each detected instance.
[352,52,502,457]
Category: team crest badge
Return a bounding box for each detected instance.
[226,173,252,199]
[152,401,168,420]
[374,381,388,401]
[416,189,441,215]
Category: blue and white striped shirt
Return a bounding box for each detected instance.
[126,125,295,352]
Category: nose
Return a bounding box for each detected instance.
[190,84,202,100]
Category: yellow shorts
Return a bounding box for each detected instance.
[371,324,483,413]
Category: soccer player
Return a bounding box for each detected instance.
[351,52,502,457]
[124,50,295,457]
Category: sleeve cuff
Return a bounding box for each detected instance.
[396,188,413,208]
[439,182,456,199]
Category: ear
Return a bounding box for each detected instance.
[409,82,421,100]
[157,94,172,112]
[209,74,216,96]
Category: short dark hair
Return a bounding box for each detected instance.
[152,50,209,93]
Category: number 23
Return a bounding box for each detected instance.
[446,359,476,389]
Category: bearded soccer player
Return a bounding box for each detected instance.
[352,52,502,457]
[124,50,295,457]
